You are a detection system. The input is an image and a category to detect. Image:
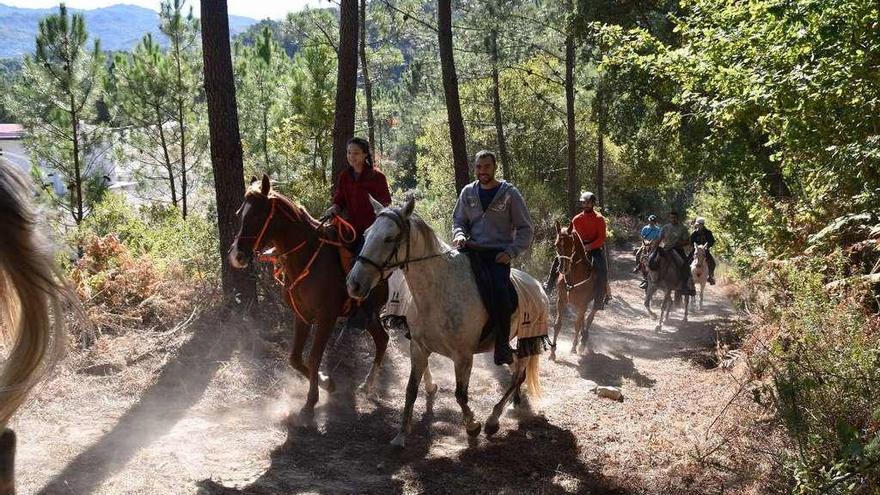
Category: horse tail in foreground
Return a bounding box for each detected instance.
[0,164,68,492]
[522,353,542,400]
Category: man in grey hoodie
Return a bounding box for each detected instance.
[452,150,534,365]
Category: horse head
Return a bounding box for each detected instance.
[229,174,316,269]
[693,243,708,262]
[346,195,415,300]
[554,220,584,276]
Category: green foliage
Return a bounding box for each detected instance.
[78,192,218,279]
[748,256,880,493]
[234,26,291,173]
[7,4,108,225]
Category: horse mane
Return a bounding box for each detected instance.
[245,182,320,229]
[0,163,68,429]
[406,212,448,257]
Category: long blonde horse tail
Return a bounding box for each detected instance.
[524,354,542,400]
[0,164,68,430]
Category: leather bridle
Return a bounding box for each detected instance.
[555,229,592,291]
[355,208,451,277]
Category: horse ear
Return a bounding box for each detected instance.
[555,220,561,234]
[260,174,270,195]
[369,195,385,215]
[401,195,415,218]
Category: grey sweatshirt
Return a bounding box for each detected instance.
[451,180,534,258]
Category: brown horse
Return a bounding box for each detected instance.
[228,175,389,421]
[550,221,597,357]
[0,163,69,494]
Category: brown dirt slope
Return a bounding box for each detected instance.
[14,250,770,494]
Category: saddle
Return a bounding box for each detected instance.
[318,217,358,274]
[383,256,549,354]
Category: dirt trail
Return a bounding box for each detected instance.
[15,249,758,494]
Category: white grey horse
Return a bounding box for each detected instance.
[346,197,543,448]
[690,243,709,310]
[645,247,691,331]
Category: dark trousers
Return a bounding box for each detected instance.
[474,249,513,350]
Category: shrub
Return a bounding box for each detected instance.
[746,255,880,493]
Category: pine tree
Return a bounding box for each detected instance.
[330,0,359,186]
[160,0,204,219]
[113,34,181,208]
[7,4,107,226]
[201,0,256,305]
[234,26,289,173]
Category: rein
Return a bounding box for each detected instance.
[236,195,358,323]
[556,230,592,292]
[356,209,452,277]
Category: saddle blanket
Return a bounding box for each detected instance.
[383,268,549,341]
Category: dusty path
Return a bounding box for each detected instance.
[14,249,756,494]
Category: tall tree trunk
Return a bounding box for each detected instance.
[489,28,511,181]
[69,93,84,225]
[438,0,470,193]
[173,38,188,219]
[156,103,178,208]
[565,10,578,216]
[331,0,359,189]
[201,0,255,305]
[359,0,376,152]
[596,132,604,206]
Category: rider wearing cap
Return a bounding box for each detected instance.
[635,214,661,288]
[689,217,716,284]
[452,150,533,366]
[544,191,609,310]
[641,215,661,242]
[657,210,694,294]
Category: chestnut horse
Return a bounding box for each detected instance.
[228,175,389,421]
[550,220,597,357]
[0,163,69,494]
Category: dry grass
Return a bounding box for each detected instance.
[9,249,788,494]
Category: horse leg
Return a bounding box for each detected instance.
[359,316,389,397]
[657,290,669,331]
[699,283,705,311]
[453,355,482,437]
[0,429,14,495]
[683,294,690,324]
[485,361,527,436]
[581,307,598,354]
[390,342,429,448]
[289,318,313,379]
[422,359,438,396]
[300,317,335,422]
[550,286,567,359]
[571,304,586,354]
[645,281,657,318]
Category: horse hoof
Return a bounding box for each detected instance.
[549,350,557,362]
[485,420,500,436]
[296,408,316,427]
[390,433,406,448]
[466,421,482,437]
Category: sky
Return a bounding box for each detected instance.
[0,0,324,20]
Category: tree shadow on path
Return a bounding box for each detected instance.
[38,310,244,495]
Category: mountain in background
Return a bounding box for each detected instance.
[0,3,259,58]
